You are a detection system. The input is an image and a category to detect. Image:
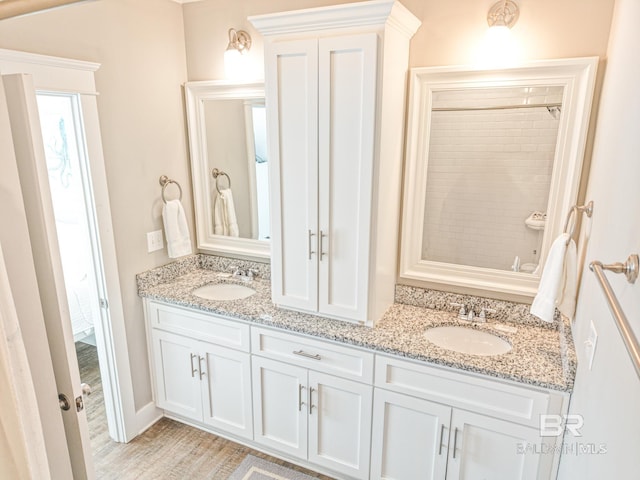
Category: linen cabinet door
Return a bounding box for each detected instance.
[200,343,253,440]
[151,330,202,421]
[370,389,451,480]
[307,371,373,480]
[446,409,552,480]
[265,38,319,313]
[317,33,378,322]
[252,356,308,460]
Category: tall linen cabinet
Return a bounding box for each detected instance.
[250,1,420,326]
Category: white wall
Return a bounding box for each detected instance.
[0,0,191,412]
[558,0,640,477]
[183,0,615,81]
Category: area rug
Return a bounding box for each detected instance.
[228,455,320,480]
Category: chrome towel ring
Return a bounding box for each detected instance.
[159,175,183,204]
[211,168,231,195]
[563,201,593,245]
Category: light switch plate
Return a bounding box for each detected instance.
[147,230,164,253]
[584,320,598,370]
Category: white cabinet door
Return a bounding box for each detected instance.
[252,356,308,459]
[317,33,377,322]
[266,33,379,324]
[371,389,451,480]
[151,330,202,421]
[200,344,253,441]
[447,409,550,480]
[308,371,373,480]
[266,39,319,313]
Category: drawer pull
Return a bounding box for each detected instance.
[190,353,198,378]
[298,383,306,412]
[438,424,446,455]
[198,355,206,379]
[293,349,321,360]
[308,230,316,260]
[452,427,459,459]
[319,231,328,260]
[309,386,316,414]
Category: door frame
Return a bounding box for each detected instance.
[0,48,138,442]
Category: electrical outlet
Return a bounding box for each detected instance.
[584,320,598,370]
[147,230,164,253]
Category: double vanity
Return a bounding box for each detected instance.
[137,255,575,480]
[147,1,597,478]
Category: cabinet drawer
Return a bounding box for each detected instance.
[375,355,555,428]
[146,301,250,352]
[251,327,373,383]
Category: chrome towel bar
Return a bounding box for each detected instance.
[159,175,183,204]
[589,254,640,379]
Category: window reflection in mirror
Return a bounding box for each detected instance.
[204,98,269,241]
[422,86,563,273]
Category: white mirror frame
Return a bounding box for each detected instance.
[185,80,269,260]
[399,57,598,297]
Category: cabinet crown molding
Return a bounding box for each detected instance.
[249,0,421,37]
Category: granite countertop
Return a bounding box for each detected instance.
[137,262,576,393]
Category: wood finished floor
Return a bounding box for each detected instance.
[75,342,334,479]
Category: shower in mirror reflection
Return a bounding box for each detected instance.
[422,85,563,273]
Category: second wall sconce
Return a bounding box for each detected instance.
[487,0,519,30]
[224,28,252,80]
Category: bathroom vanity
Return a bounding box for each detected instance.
[138,258,574,480]
[167,1,596,478]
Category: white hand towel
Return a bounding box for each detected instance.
[558,238,578,320]
[162,199,192,258]
[530,233,573,322]
[213,189,239,237]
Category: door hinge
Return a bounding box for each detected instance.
[99,298,109,309]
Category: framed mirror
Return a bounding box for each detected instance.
[399,58,598,298]
[185,81,269,259]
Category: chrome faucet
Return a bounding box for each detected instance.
[450,303,495,323]
[228,265,258,280]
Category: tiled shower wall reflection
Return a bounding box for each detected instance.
[422,86,563,271]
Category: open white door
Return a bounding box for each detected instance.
[3,73,94,479]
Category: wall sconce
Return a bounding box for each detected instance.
[487,0,519,30]
[477,0,520,66]
[224,28,252,80]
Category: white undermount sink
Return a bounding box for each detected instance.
[424,325,512,356]
[192,283,256,301]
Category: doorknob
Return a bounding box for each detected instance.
[59,393,71,411]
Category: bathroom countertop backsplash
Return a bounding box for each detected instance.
[137,254,576,392]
